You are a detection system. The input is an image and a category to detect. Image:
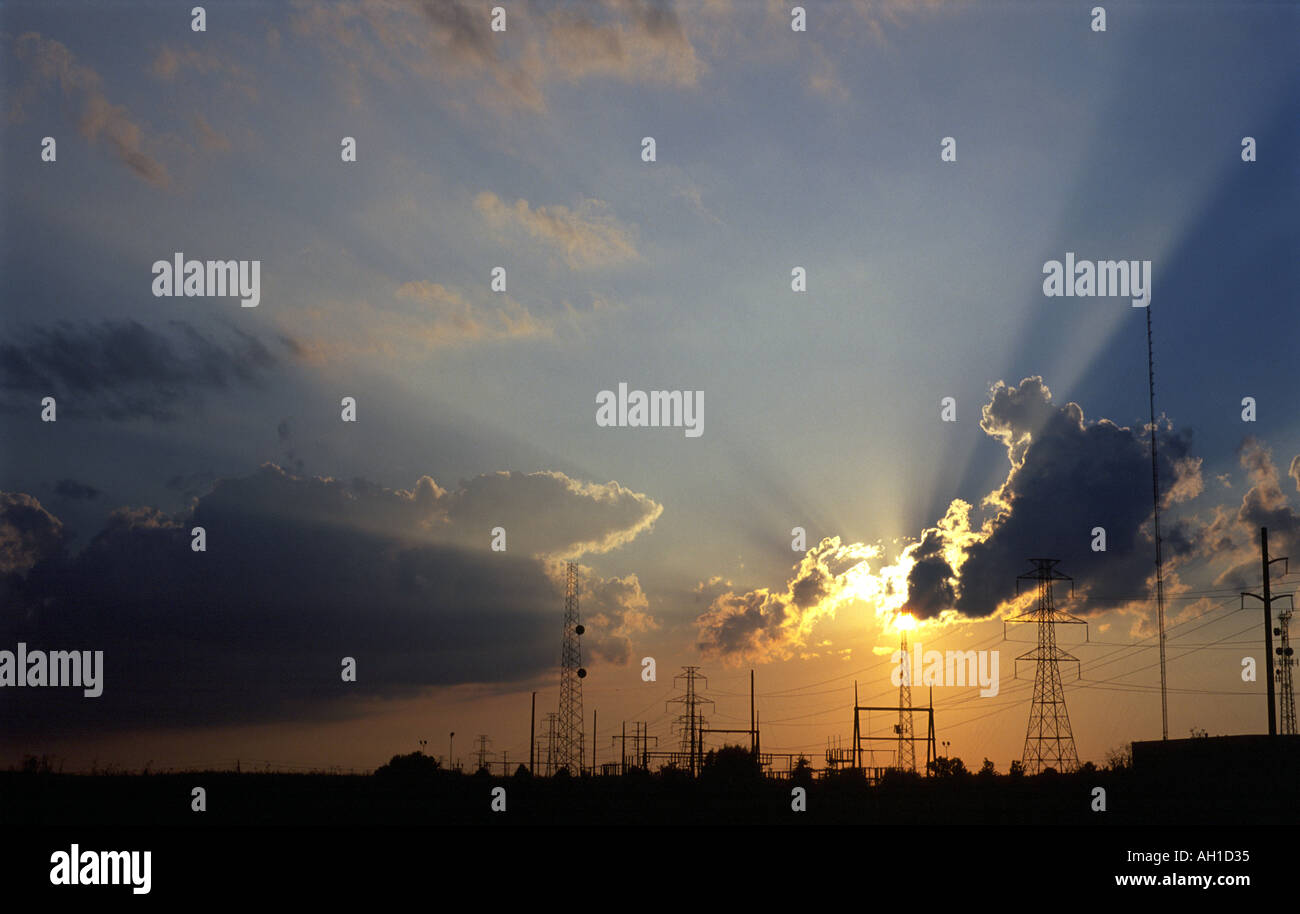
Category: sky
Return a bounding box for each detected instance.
[1,0,1298,774]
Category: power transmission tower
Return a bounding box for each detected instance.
[1276,605,1297,735]
[1242,526,1289,737]
[896,628,916,773]
[1146,305,1169,740]
[667,666,713,776]
[556,562,586,773]
[474,735,493,772]
[1009,559,1086,774]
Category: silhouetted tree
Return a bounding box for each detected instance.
[701,745,760,781]
[1008,760,1025,778]
[792,755,813,786]
[978,758,997,778]
[374,751,441,778]
[1104,743,1132,771]
[927,756,969,778]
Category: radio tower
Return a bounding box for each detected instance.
[1277,606,1297,735]
[555,562,586,774]
[1146,306,1170,740]
[895,627,916,773]
[1010,559,1085,773]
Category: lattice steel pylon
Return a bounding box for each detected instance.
[1009,559,1086,774]
[1277,606,1297,736]
[667,666,713,776]
[555,562,585,774]
[896,629,916,773]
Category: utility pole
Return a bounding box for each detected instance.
[1009,559,1086,773]
[635,722,656,769]
[529,691,536,774]
[612,722,655,773]
[541,712,558,776]
[750,670,756,755]
[1242,527,1289,737]
[474,735,492,772]
[1146,305,1170,740]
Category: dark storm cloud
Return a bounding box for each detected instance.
[926,377,1202,617]
[0,320,282,421]
[902,527,957,618]
[0,464,661,734]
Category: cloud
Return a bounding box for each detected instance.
[0,464,661,734]
[577,570,657,665]
[0,493,65,575]
[475,191,639,270]
[673,185,723,224]
[696,537,887,664]
[279,281,554,364]
[942,377,1201,616]
[193,114,232,152]
[438,470,663,559]
[394,281,551,341]
[697,377,1216,663]
[1206,438,1300,591]
[0,320,284,421]
[150,45,259,100]
[8,33,170,187]
[291,0,703,113]
[536,0,702,88]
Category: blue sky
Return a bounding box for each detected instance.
[1,0,1297,771]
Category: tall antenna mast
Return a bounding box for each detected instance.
[1147,306,1169,740]
[556,562,586,773]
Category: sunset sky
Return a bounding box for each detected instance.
[2,0,1298,773]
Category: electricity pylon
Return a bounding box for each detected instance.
[1009,559,1085,773]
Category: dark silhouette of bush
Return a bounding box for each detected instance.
[978,758,997,778]
[701,745,761,781]
[927,755,969,778]
[374,751,441,778]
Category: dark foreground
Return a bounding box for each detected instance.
[2,762,1293,827]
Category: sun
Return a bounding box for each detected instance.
[894,613,916,632]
